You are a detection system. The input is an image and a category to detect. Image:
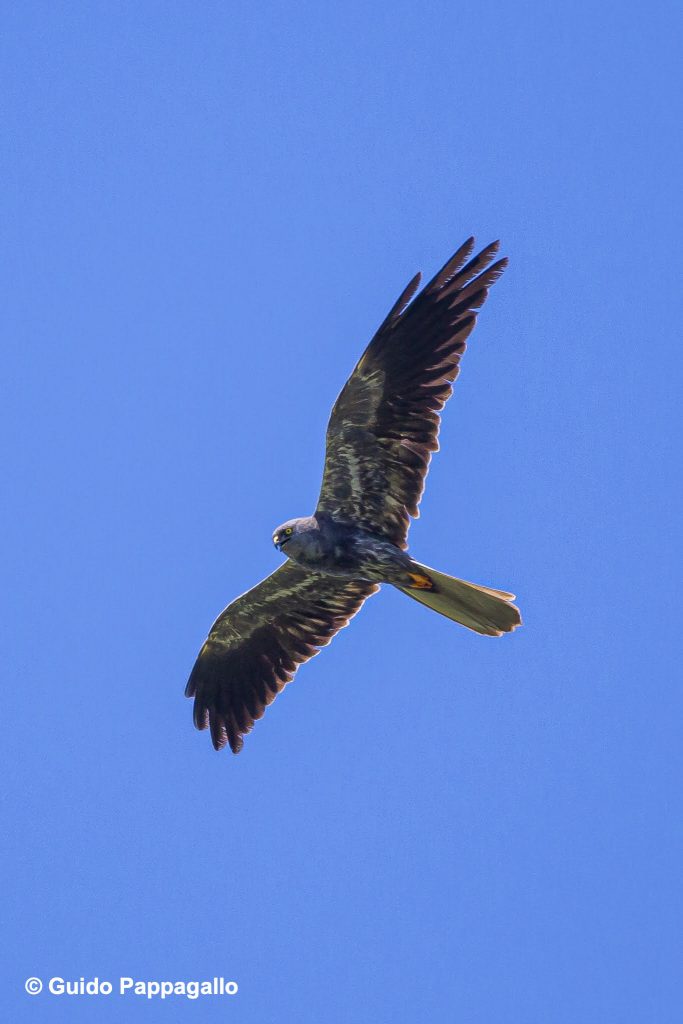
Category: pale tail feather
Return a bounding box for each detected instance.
[397,561,522,637]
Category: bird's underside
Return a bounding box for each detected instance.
[186,237,521,754]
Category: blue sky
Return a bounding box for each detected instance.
[2,2,680,1021]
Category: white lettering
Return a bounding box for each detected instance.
[44,974,238,999]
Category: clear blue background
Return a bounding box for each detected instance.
[2,2,680,1021]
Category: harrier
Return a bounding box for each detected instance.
[186,238,521,753]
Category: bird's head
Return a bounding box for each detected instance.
[272,518,307,551]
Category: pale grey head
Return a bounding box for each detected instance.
[272,516,319,555]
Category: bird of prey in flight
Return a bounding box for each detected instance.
[186,237,521,753]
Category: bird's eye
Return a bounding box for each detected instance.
[285,527,293,535]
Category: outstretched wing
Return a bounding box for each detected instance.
[186,562,377,753]
[316,239,507,549]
